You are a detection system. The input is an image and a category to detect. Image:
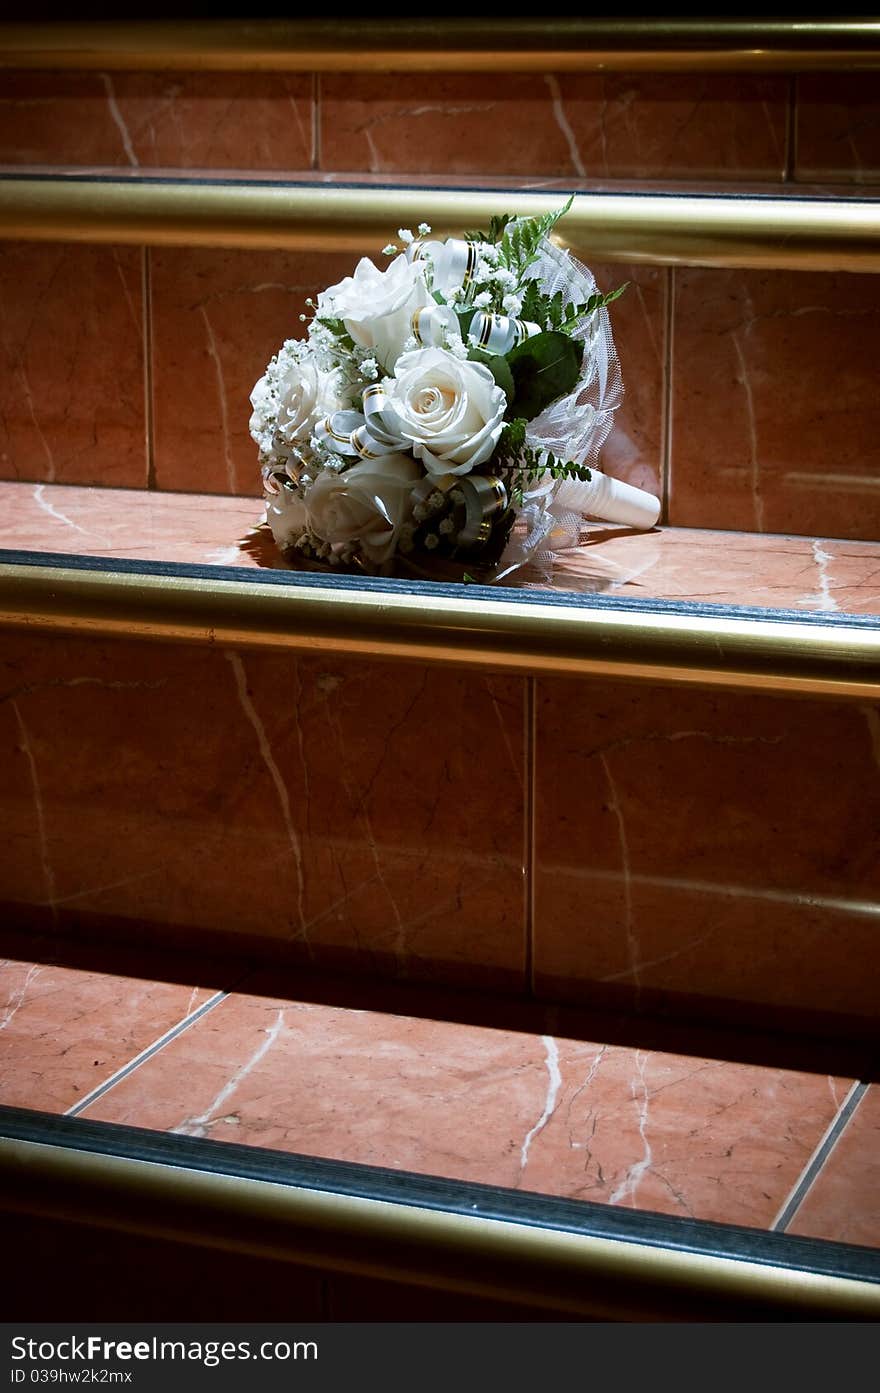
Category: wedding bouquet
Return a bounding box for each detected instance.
[249,198,660,583]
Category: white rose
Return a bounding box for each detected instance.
[306,453,420,563]
[273,356,338,446]
[250,345,340,460]
[265,488,308,550]
[318,255,433,372]
[382,347,506,476]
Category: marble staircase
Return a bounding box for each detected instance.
[1,19,879,1320]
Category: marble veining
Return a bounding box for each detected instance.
[0,631,526,984]
[519,1034,562,1174]
[0,72,314,171]
[319,73,788,179]
[226,652,308,948]
[172,1008,285,1139]
[78,992,853,1230]
[534,679,880,1024]
[543,75,586,178]
[99,73,139,167]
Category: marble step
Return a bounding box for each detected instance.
[2,173,879,546]
[1,481,878,1044]
[1,945,878,1320]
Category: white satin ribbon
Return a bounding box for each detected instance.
[469,311,541,355]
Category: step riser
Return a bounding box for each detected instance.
[1,66,878,184]
[3,628,877,1040]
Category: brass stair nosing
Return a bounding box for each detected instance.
[2,177,880,273]
[1,19,879,73]
[1,560,878,702]
[3,1136,878,1321]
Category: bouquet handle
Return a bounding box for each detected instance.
[554,472,661,530]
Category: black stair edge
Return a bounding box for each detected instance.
[2,169,880,206]
[3,545,880,630]
[2,1104,878,1286]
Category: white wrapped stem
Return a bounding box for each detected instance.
[554,472,661,530]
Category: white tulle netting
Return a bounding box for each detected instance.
[496,233,625,578]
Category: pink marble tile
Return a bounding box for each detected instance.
[536,526,880,615]
[150,247,360,494]
[534,678,880,1030]
[82,990,850,1230]
[795,75,880,184]
[669,268,880,542]
[789,1087,880,1247]
[0,71,313,170]
[589,263,666,504]
[319,73,787,180]
[0,480,266,566]
[0,956,215,1114]
[0,243,146,488]
[0,631,526,987]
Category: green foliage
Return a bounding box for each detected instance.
[492,416,592,497]
[463,213,516,244]
[519,280,630,336]
[467,346,515,407]
[495,196,573,279]
[506,331,582,420]
[456,307,476,339]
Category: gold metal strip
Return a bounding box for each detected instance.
[3,1138,878,1319]
[1,561,878,701]
[1,20,879,72]
[2,178,880,272]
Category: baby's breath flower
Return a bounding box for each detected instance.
[397,228,414,244]
[360,357,379,380]
[474,257,496,286]
[502,293,524,315]
[418,223,432,236]
[473,291,492,309]
[382,243,398,256]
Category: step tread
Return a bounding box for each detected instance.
[0,948,876,1256]
[2,479,879,619]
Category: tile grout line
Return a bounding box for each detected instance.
[142,246,156,491]
[660,265,674,524]
[769,1080,869,1232]
[64,989,229,1118]
[525,675,537,997]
